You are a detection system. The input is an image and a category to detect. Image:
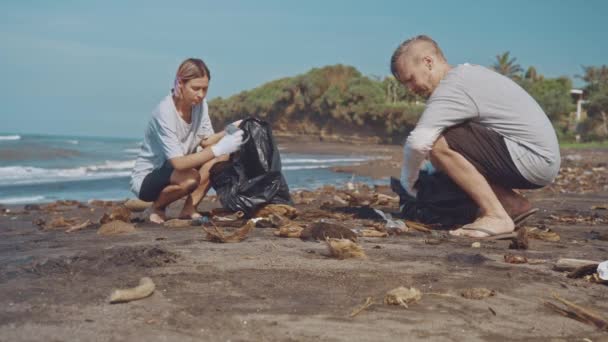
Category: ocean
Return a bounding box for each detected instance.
[0,133,386,205]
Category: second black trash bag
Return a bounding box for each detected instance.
[210,118,292,217]
[391,171,478,227]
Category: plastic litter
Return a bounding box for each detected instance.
[598,261,608,280]
[373,208,406,230]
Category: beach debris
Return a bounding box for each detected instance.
[35,216,80,230]
[109,277,156,304]
[373,209,408,232]
[598,261,608,281]
[163,219,192,229]
[300,221,357,241]
[325,238,366,259]
[384,287,422,308]
[65,219,93,233]
[554,258,601,272]
[253,213,289,228]
[568,263,600,279]
[88,199,115,207]
[591,204,608,210]
[97,220,136,236]
[191,216,210,226]
[123,199,152,212]
[273,222,305,238]
[254,204,298,219]
[544,293,608,331]
[203,219,255,243]
[504,253,528,264]
[471,242,481,248]
[99,205,131,224]
[527,227,560,242]
[371,193,399,206]
[461,288,496,300]
[404,220,432,233]
[211,210,245,222]
[24,204,41,211]
[509,228,529,250]
[350,297,374,317]
[357,229,389,238]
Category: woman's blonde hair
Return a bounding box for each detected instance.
[173,58,211,96]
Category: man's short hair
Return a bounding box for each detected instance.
[390,35,446,80]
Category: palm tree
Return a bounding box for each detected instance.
[492,52,523,79]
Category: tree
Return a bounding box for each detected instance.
[524,66,541,81]
[492,51,523,79]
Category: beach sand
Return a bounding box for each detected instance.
[0,144,607,341]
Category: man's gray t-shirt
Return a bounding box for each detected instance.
[130,94,214,196]
[402,64,560,190]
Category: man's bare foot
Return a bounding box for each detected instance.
[449,215,514,238]
[149,208,166,224]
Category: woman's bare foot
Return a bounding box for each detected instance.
[178,204,202,220]
[449,214,514,238]
[149,208,167,224]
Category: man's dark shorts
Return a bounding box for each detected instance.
[138,161,174,202]
[442,122,542,190]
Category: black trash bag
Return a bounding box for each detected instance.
[210,118,292,217]
[391,171,478,227]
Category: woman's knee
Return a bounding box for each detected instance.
[172,169,201,192]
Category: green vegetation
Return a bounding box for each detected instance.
[209,65,424,144]
[208,59,608,145]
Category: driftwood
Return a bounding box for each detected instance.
[544,293,608,331]
[567,264,600,279]
[553,258,600,272]
[350,297,374,317]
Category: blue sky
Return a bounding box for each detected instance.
[1,0,607,138]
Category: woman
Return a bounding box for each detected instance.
[130,58,243,223]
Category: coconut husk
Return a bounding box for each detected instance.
[42,216,80,229]
[123,199,152,212]
[110,277,155,303]
[460,288,496,300]
[203,220,255,243]
[254,204,298,219]
[384,287,422,308]
[99,205,131,224]
[504,253,528,264]
[273,222,305,238]
[325,238,366,260]
[509,228,529,250]
[301,221,357,241]
[527,227,560,242]
[97,220,136,236]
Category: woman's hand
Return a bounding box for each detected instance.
[211,129,244,157]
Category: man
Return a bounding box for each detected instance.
[390,35,560,238]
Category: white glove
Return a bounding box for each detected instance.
[211,130,244,156]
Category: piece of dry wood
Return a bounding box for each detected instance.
[110,277,155,303]
[544,293,608,331]
[350,297,374,317]
[404,220,431,233]
[65,220,92,233]
[554,258,601,272]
